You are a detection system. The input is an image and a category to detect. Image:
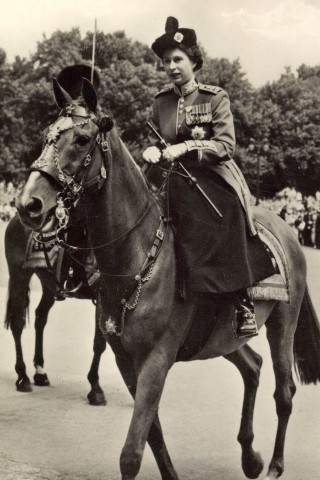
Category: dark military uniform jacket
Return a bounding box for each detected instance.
[148,78,257,235]
[145,78,275,293]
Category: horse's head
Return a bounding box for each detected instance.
[16,76,113,232]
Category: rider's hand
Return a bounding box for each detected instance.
[142,146,161,164]
[162,143,187,162]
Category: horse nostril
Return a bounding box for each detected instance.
[25,197,44,218]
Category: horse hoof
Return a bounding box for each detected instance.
[34,373,50,387]
[242,451,264,479]
[87,390,107,406]
[265,461,283,479]
[16,378,33,393]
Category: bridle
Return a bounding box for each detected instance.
[29,100,171,336]
[30,101,168,274]
[31,103,112,235]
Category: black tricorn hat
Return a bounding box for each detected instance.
[56,64,100,99]
[152,17,199,62]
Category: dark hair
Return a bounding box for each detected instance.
[164,44,203,72]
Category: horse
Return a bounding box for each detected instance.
[5,198,271,428]
[4,214,107,405]
[16,77,320,480]
[4,207,256,414]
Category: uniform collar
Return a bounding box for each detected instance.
[173,77,198,97]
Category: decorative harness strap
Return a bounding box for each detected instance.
[98,215,166,337]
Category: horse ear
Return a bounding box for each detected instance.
[52,78,73,109]
[82,78,98,112]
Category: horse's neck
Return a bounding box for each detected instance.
[85,132,160,278]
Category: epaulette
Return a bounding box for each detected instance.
[155,85,174,98]
[198,84,222,95]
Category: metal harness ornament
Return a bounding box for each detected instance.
[31,106,111,240]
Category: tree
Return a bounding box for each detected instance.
[255,68,320,195]
[1,27,320,199]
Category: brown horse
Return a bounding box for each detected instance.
[4,210,257,418]
[16,77,320,480]
[5,206,262,416]
[4,214,107,405]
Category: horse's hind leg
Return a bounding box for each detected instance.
[5,271,33,392]
[87,306,107,406]
[264,302,298,479]
[224,345,264,479]
[115,352,179,480]
[33,271,55,387]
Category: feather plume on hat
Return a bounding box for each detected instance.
[165,16,179,33]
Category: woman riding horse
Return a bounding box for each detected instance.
[15,57,320,480]
[143,17,275,337]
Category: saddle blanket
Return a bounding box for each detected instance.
[23,233,59,270]
[249,222,290,303]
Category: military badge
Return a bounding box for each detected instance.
[191,126,206,140]
[105,316,117,334]
[174,32,184,43]
[186,103,212,125]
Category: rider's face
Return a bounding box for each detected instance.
[163,48,196,86]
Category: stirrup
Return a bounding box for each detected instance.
[233,306,258,339]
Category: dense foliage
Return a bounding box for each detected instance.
[0,28,319,197]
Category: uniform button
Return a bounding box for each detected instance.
[180,98,185,103]
[178,124,181,129]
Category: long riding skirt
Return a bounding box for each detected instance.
[168,164,275,294]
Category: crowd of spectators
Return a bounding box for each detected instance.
[255,187,320,248]
[1,180,320,248]
[0,179,24,222]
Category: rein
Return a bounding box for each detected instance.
[32,103,173,335]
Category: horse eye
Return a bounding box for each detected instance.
[76,135,90,146]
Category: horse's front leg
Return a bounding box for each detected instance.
[119,345,176,480]
[33,276,55,387]
[6,272,33,392]
[87,306,107,406]
[115,352,179,480]
[224,345,264,479]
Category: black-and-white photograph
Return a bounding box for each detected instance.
[0,1,320,478]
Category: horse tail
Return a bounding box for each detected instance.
[293,285,320,385]
[4,278,30,330]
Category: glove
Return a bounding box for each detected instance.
[162,143,187,162]
[142,146,161,164]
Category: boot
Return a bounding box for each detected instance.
[234,289,258,338]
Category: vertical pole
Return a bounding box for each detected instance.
[256,152,261,206]
[91,18,97,84]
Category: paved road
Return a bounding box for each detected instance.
[0,221,320,479]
